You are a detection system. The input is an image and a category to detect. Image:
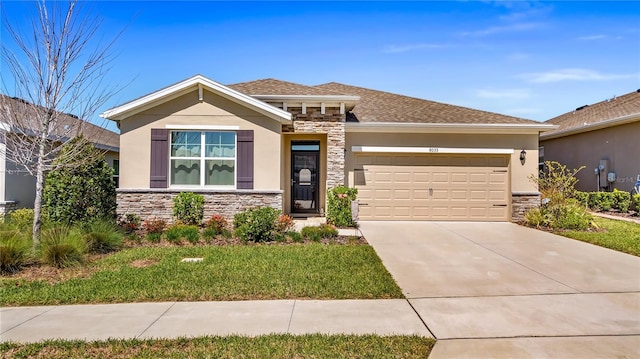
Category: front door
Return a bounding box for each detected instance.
[291,141,320,214]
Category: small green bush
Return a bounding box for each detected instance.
[173,192,204,225]
[41,226,86,268]
[8,209,35,232]
[301,224,338,242]
[82,219,123,254]
[549,200,593,230]
[0,231,31,273]
[204,215,228,236]
[327,186,358,227]
[588,192,613,211]
[573,191,589,206]
[118,213,141,234]
[611,189,631,213]
[233,207,280,242]
[165,224,200,244]
[633,194,640,212]
[146,232,162,243]
[287,231,303,243]
[142,218,166,235]
[276,214,295,234]
[524,208,550,228]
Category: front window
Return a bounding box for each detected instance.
[170,131,236,187]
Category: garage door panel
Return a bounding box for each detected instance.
[355,154,510,221]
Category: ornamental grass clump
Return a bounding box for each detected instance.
[165,224,200,244]
[82,219,123,254]
[40,226,87,268]
[0,230,31,273]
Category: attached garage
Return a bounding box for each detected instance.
[354,152,511,221]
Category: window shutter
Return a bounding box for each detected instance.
[236,130,254,189]
[150,129,169,188]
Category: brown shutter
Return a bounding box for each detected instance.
[150,129,169,188]
[236,130,254,189]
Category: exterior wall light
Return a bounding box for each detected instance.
[520,149,526,161]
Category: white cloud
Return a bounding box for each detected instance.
[382,43,448,54]
[518,68,637,83]
[460,22,543,37]
[476,88,531,100]
[577,34,607,40]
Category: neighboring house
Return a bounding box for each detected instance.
[0,95,120,214]
[101,75,554,223]
[540,90,640,193]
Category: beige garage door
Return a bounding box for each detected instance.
[354,154,510,221]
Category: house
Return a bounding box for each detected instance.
[540,90,640,193]
[0,95,120,215]
[100,75,554,223]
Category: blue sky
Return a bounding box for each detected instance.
[2,1,639,132]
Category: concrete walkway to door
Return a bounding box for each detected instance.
[359,221,640,359]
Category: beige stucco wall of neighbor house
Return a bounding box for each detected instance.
[344,132,540,193]
[541,121,640,193]
[118,89,282,190]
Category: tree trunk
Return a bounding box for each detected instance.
[31,135,47,248]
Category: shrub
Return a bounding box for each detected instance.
[524,208,550,229]
[276,214,295,234]
[287,231,303,243]
[548,200,593,230]
[301,224,338,242]
[82,219,123,254]
[146,232,162,243]
[532,161,584,204]
[41,226,86,268]
[327,186,358,227]
[233,207,280,242]
[118,213,141,234]
[43,136,116,224]
[173,192,204,225]
[143,218,166,235]
[7,209,35,232]
[612,189,631,213]
[165,224,200,244]
[0,231,31,273]
[633,194,640,212]
[205,215,228,235]
[573,191,589,206]
[589,192,613,211]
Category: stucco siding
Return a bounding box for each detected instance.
[540,121,640,192]
[118,89,282,190]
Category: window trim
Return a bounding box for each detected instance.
[168,130,237,189]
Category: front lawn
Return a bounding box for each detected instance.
[0,244,403,306]
[1,334,434,359]
[557,217,640,256]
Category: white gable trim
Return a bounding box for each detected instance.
[100,75,292,123]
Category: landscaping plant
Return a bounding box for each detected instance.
[173,192,205,225]
[82,219,123,253]
[0,230,31,273]
[142,218,167,243]
[40,226,87,268]
[233,206,280,242]
[165,223,200,244]
[301,224,338,242]
[43,136,117,224]
[118,213,141,235]
[327,186,358,227]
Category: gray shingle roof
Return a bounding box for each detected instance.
[544,89,640,134]
[228,78,344,96]
[315,82,539,124]
[0,94,119,150]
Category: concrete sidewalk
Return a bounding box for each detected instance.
[1,299,431,343]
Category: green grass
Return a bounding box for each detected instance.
[557,217,640,256]
[0,244,403,306]
[0,334,434,359]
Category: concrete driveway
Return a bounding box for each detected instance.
[359,221,640,358]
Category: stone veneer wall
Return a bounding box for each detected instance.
[511,192,541,222]
[0,201,18,217]
[116,189,283,223]
[282,107,346,189]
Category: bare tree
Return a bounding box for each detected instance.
[1,0,120,245]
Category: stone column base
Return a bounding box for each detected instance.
[511,192,541,222]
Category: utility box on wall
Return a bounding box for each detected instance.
[599,159,609,188]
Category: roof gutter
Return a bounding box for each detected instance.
[345,122,557,134]
[541,113,640,140]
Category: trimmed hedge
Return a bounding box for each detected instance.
[574,189,635,213]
